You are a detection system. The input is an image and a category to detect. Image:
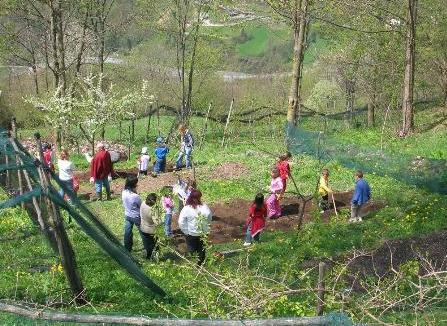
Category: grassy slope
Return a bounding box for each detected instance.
[1,105,447,324]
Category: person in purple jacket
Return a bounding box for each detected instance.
[349,170,371,223]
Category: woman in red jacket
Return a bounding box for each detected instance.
[244,193,267,246]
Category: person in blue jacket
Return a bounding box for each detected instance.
[350,170,371,223]
[153,137,169,174]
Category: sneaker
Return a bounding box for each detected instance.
[243,242,252,247]
[348,217,356,223]
[356,217,363,222]
[320,210,325,214]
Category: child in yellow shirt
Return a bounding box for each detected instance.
[318,169,332,213]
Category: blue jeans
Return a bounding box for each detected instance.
[59,179,74,199]
[245,224,260,244]
[124,217,141,252]
[164,213,173,236]
[176,146,192,169]
[153,158,166,173]
[95,177,110,195]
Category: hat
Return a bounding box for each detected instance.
[156,137,164,144]
[96,142,105,149]
[141,147,148,154]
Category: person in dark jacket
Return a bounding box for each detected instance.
[350,170,371,222]
[90,142,113,201]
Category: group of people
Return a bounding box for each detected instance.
[243,152,371,246]
[137,124,194,176]
[121,175,212,265]
[42,123,371,265]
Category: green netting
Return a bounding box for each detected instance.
[0,128,166,298]
[286,124,447,195]
[0,187,41,209]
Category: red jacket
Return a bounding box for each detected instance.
[277,160,290,180]
[90,149,113,180]
[246,203,267,237]
[43,149,54,171]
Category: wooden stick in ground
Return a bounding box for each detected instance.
[316,262,326,316]
[9,137,58,251]
[331,193,338,216]
[34,133,85,301]
[11,119,24,209]
[199,102,212,150]
[221,98,234,147]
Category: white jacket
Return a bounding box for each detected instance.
[178,204,212,236]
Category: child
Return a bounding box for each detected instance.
[140,193,161,259]
[277,151,292,193]
[153,137,169,174]
[161,186,174,237]
[350,170,371,223]
[173,176,196,213]
[137,147,151,176]
[244,193,267,246]
[318,169,333,213]
[266,167,283,219]
[42,143,55,172]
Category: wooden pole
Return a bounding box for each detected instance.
[0,301,340,325]
[146,104,152,143]
[34,133,85,301]
[199,103,212,150]
[331,193,338,216]
[221,98,234,147]
[9,137,58,251]
[316,262,326,316]
[11,119,24,209]
[4,143,10,189]
[157,102,160,136]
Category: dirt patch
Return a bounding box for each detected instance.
[211,162,249,180]
[76,167,193,198]
[300,231,447,292]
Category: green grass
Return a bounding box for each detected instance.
[2,106,447,323]
[237,26,270,57]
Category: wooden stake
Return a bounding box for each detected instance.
[221,98,234,147]
[331,193,338,216]
[11,119,24,209]
[316,262,326,316]
[35,133,85,301]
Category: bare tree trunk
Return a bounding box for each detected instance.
[345,79,355,124]
[401,0,417,136]
[56,0,66,94]
[49,0,60,89]
[287,0,308,127]
[367,101,375,127]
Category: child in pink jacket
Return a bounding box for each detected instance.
[266,167,283,219]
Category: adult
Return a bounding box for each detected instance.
[350,170,371,223]
[90,142,113,201]
[57,149,75,199]
[175,124,194,170]
[178,190,212,265]
[122,176,142,252]
[140,193,161,259]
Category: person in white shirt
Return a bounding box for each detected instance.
[57,149,75,199]
[137,147,151,176]
[178,190,212,265]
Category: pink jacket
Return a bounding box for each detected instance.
[270,177,283,194]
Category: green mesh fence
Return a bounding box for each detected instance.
[286,124,447,195]
[0,128,166,297]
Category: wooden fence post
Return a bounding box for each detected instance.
[221,98,234,147]
[316,262,326,316]
[11,118,24,209]
[34,133,85,302]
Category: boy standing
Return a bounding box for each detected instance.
[175,124,194,170]
[350,170,371,222]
